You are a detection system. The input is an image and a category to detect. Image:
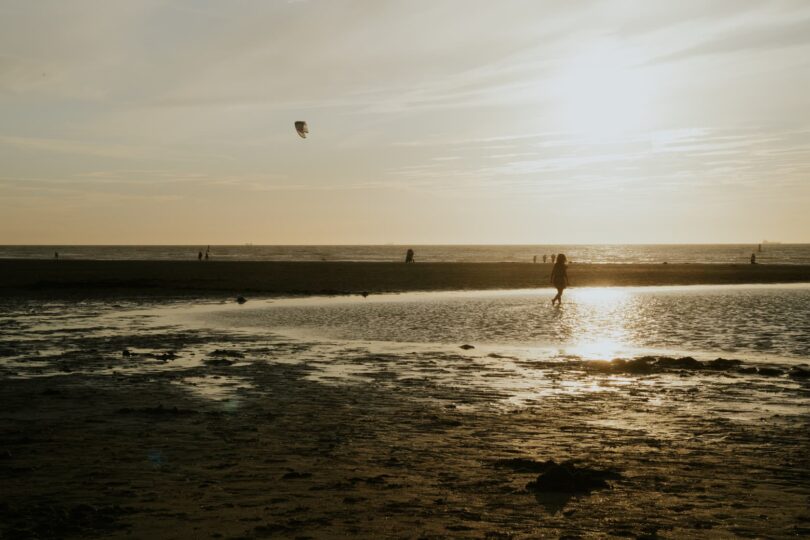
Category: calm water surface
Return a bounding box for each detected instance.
[197,284,810,364]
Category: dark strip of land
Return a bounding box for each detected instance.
[1,259,808,298]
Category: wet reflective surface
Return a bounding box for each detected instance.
[1,286,808,419]
[2,289,809,538]
[199,284,810,363]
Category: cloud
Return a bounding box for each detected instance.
[0,1,808,241]
[650,8,810,64]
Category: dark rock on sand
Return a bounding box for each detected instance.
[144,351,179,361]
[487,353,515,359]
[236,296,247,304]
[789,366,810,379]
[756,366,783,377]
[460,344,475,350]
[592,356,748,375]
[658,356,702,370]
[525,460,621,494]
[205,358,235,367]
[210,349,245,358]
[597,357,656,374]
[282,471,312,480]
[706,358,743,370]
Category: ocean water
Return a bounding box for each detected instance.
[0,243,808,264]
[195,284,810,364]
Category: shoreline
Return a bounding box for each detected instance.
[2,260,809,298]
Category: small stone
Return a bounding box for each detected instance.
[525,460,621,494]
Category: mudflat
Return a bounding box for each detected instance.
[1,260,809,298]
[1,298,809,538]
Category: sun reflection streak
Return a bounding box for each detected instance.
[565,287,633,360]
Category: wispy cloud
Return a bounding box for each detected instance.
[651,10,810,64]
[1,0,808,242]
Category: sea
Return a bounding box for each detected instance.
[0,244,808,264]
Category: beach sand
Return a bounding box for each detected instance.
[1,260,809,298]
[1,298,809,538]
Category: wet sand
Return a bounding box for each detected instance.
[1,259,809,298]
[1,299,809,538]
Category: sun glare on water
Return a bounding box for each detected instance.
[566,287,633,359]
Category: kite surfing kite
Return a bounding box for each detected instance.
[295,121,308,138]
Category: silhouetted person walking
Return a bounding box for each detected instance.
[405,249,415,263]
[533,255,537,263]
[198,251,203,261]
[54,252,59,260]
[551,254,556,264]
[550,253,569,306]
[543,254,547,263]
[750,253,757,264]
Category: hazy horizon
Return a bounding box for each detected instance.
[2,1,809,244]
[1,241,807,247]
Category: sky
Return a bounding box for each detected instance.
[1,0,809,245]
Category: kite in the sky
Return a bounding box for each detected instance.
[295,121,308,138]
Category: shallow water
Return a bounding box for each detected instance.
[195,284,810,364]
[1,289,808,427]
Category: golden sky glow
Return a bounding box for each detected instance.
[1,0,809,244]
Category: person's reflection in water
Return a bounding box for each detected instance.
[550,253,569,306]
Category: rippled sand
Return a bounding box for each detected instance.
[1,294,809,538]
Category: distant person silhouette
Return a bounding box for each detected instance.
[543,254,547,263]
[205,246,210,260]
[550,253,569,306]
[551,254,556,264]
[54,251,59,260]
[533,255,537,264]
[750,253,757,264]
[198,251,203,261]
[405,249,415,263]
